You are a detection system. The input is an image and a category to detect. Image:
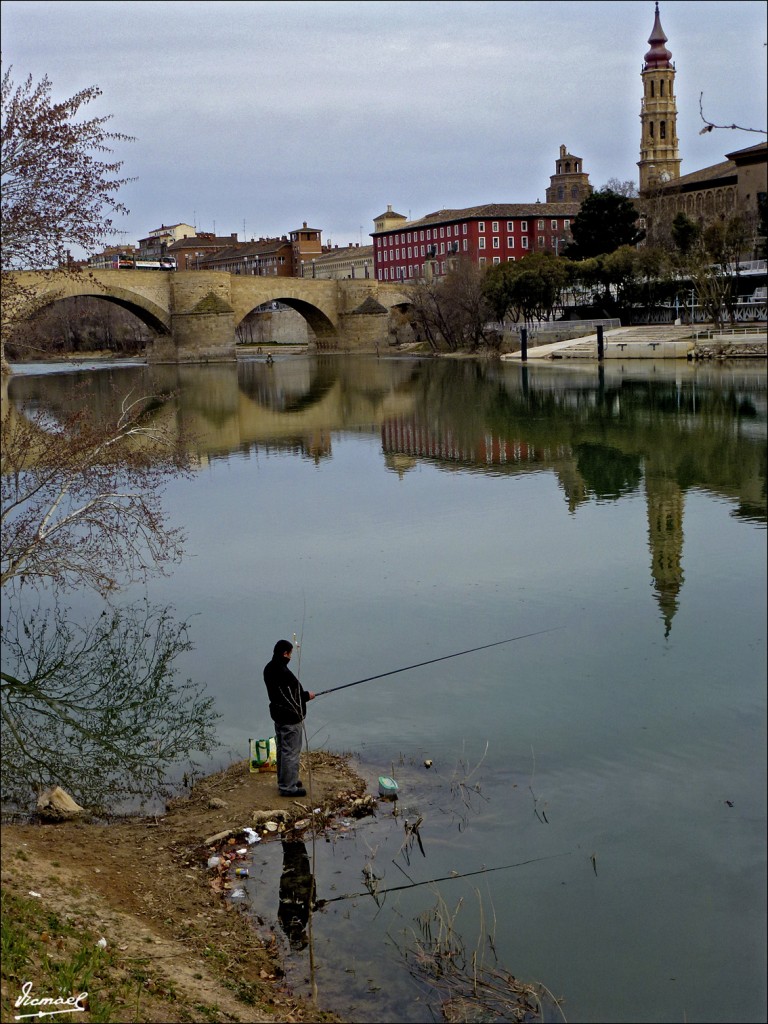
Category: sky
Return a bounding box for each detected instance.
[2,0,766,250]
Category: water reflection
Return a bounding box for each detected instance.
[277,840,316,952]
[8,355,767,643]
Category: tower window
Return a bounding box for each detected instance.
[649,121,654,137]
[660,80,665,96]
[660,121,666,139]
[650,81,655,97]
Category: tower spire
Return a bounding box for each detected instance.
[644,2,673,69]
[638,2,680,195]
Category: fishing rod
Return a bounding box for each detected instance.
[316,850,572,906]
[315,627,561,698]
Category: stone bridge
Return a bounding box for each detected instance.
[11,269,411,361]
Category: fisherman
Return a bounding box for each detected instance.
[263,639,315,797]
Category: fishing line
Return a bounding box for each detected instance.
[315,627,561,698]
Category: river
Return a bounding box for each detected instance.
[5,354,767,1023]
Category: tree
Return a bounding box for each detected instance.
[671,212,701,255]
[1,599,217,810]
[602,178,639,198]
[483,253,570,325]
[1,392,187,596]
[566,189,646,259]
[0,390,219,810]
[406,260,495,352]
[1,66,133,362]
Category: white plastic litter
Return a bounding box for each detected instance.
[207,856,221,869]
[242,827,260,844]
[230,887,246,899]
[96,937,108,949]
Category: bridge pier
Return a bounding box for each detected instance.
[149,273,236,362]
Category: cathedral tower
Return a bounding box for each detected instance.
[638,2,681,194]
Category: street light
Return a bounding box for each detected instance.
[312,258,316,279]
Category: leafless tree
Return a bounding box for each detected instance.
[1,65,134,364]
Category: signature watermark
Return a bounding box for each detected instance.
[14,981,88,1020]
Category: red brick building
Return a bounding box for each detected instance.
[372,203,579,282]
[372,144,590,281]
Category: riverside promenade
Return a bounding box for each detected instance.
[501,324,767,361]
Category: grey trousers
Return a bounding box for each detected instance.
[275,721,303,793]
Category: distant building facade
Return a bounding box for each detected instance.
[137,223,196,259]
[290,223,324,275]
[198,236,295,276]
[372,203,579,282]
[299,243,375,279]
[165,232,241,271]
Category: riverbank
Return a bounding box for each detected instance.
[1,752,368,1023]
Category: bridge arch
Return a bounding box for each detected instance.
[15,272,172,336]
[236,296,337,346]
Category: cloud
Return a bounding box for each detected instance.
[2,0,766,245]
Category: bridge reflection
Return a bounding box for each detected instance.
[7,356,766,635]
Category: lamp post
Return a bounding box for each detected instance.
[312,258,316,279]
[364,261,369,279]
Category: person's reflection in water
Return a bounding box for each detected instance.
[277,841,316,951]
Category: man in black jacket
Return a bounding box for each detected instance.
[263,640,315,797]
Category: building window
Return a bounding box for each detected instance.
[538,236,545,248]
[649,121,654,137]
[420,245,425,256]
[660,80,665,96]
[507,237,515,248]
[557,186,565,200]
[462,223,467,234]
[478,257,486,266]
[521,237,529,249]
[507,221,514,230]
[407,247,412,258]
[478,221,485,232]
[478,237,486,249]
[537,219,545,230]
[564,219,570,229]
[520,221,527,231]
[507,256,516,262]
[571,186,579,199]
[492,221,499,232]
[439,227,444,238]
[492,256,501,264]
[462,239,468,251]
[650,80,655,98]
[440,242,445,254]
[551,220,558,229]
[660,120,666,139]
[492,237,500,249]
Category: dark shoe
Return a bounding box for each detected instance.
[279,786,307,797]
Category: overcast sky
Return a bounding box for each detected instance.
[2,0,766,249]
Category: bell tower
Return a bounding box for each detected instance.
[638,2,681,194]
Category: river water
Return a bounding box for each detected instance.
[6,354,767,1023]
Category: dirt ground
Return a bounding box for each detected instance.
[1,752,370,1023]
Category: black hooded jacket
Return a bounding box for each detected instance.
[263,654,310,725]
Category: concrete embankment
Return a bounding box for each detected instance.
[501,324,767,361]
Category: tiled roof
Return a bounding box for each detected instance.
[659,160,737,192]
[166,235,242,251]
[372,203,581,234]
